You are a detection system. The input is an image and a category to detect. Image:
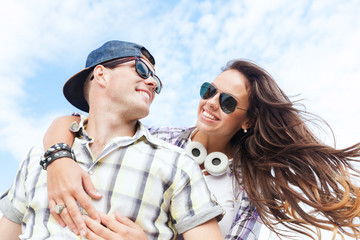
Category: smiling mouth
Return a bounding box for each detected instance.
[202,110,218,121]
[137,90,150,101]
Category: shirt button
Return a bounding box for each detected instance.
[89,170,94,175]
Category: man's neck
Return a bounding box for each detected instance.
[85,112,138,159]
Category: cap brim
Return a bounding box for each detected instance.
[63,67,92,112]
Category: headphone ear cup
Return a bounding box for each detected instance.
[185,141,207,165]
[204,152,229,176]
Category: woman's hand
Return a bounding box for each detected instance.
[84,212,149,240]
[44,115,102,235]
[47,158,102,236]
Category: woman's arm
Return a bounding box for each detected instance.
[44,115,102,237]
[43,115,79,149]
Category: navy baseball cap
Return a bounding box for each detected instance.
[63,40,156,112]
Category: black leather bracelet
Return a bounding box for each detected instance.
[40,150,76,170]
[40,143,76,170]
[43,143,72,158]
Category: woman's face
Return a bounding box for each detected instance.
[196,69,250,138]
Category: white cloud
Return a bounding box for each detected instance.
[142,0,360,147]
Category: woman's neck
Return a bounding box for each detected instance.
[191,130,233,158]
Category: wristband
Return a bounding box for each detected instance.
[40,150,76,170]
[43,143,72,158]
[40,143,76,170]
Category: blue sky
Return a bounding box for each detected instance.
[1,0,360,238]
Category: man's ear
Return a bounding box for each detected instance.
[92,65,107,87]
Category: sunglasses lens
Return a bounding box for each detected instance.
[136,59,162,94]
[153,76,162,94]
[136,61,149,78]
[200,82,217,99]
[219,93,237,114]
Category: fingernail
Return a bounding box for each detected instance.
[80,230,86,236]
[72,229,79,235]
[93,191,102,197]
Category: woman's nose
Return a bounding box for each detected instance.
[207,93,220,110]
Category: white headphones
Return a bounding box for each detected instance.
[185,141,231,176]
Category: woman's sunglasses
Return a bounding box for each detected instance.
[92,56,163,94]
[200,82,247,114]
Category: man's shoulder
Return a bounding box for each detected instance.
[26,144,45,162]
[148,126,194,136]
[21,144,45,173]
[146,125,195,147]
[146,131,187,153]
[30,144,45,153]
[142,128,196,163]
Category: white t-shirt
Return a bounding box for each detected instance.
[204,169,240,236]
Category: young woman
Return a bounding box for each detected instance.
[43,59,360,239]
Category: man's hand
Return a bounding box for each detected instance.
[84,212,148,240]
[47,157,102,236]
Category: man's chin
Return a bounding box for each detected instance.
[135,108,150,120]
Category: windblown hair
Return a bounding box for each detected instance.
[226,60,360,239]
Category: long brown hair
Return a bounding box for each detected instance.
[226,60,360,239]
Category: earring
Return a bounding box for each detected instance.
[243,128,247,133]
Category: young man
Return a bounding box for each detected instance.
[0,40,223,239]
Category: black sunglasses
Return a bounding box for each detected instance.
[200,82,247,114]
[91,57,162,94]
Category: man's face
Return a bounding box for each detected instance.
[104,57,159,120]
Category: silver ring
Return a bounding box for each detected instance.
[55,204,66,214]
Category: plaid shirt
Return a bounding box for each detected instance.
[0,121,223,240]
[149,126,262,240]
